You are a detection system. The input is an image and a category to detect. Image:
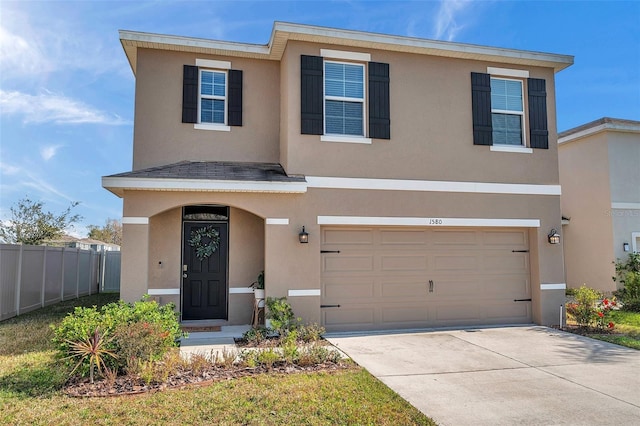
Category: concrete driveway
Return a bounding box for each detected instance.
[326,326,640,425]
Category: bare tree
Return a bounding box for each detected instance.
[0,197,82,245]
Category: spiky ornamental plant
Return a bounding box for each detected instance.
[65,328,117,384]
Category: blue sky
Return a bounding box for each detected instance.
[1,0,638,237]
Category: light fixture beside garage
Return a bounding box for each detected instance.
[548,229,561,245]
[623,242,630,252]
[299,226,309,244]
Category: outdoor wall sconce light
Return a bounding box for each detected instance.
[299,226,309,244]
[548,229,561,245]
[623,242,630,252]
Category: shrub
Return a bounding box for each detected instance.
[614,253,640,307]
[297,323,325,343]
[241,327,270,345]
[266,297,297,335]
[52,297,182,378]
[65,327,117,384]
[280,330,299,363]
[297,343,341,366]
[257,348,281,370]
[113,321,173,373]
[566,285,602,328]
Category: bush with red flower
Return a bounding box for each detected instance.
[566,285,617,331]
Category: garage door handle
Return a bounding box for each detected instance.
[429,280,434,293]
[514,298,532,302]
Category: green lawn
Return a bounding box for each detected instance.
[0,294,435,425]
[587,310,640,350]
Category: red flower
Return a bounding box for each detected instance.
[603,299,609,306]
[597,312,604,318]
[608,322,615,329]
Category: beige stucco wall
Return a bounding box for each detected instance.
[559,134,615,292]
[280,41,559,185]
[121,186,564,326]
[132,48,281,170]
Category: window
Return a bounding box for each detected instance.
[471,70,548,150]
[324,61,365,136]
[182,62,242,129]
[301,54,390,141]
[199,70,227,125]
[490,78,524,146]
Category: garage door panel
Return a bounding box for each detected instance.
[483,254,529,272]
[435,304,482,321]
[432,230,478,245]
[429,279,482,297]
[380,230,427,245]
[482,230,528,247]
[323,255,374,272]
[481,276,530,296]
[485,302,530,320]
[381,254,428,271]
[323,278,375,299]
[323,306,374,327]
[381,278,429,298]
[322,229,374,245]
[433,255,478,271]
[381,305,430,323]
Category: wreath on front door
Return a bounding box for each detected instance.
[188,225,220,261]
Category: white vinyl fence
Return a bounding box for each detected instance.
[0,244,121,321]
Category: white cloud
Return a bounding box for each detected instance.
[0,162,22,175]
[0,90,130,125]
[40,144,64,161]
[0,25,50,78]
[432,0,470,41]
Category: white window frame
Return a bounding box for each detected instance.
[322,60,370,143]
[194,59,232,132]
[490,76,526,149]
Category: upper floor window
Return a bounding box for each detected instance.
[490,78,524,146]
[471,68,549,151]
[199,70,227,125]
[182,60,243,130]
[301,52,390,142]
[324,61,365,137]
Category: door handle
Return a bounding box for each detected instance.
[182,273,188,278]
[429,280,434,293]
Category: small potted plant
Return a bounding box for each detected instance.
[251,271,265,306]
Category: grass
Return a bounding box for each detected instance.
[582,310,640,350]
[0,294,435,425]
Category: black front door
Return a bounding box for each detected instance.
[182,222,228,320]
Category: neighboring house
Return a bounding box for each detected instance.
[103,22,573,331]
[558,118,640,293]
[47,235,121,252]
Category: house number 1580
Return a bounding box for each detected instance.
[429,219,443,225]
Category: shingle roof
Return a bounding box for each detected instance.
[107,161,306,183]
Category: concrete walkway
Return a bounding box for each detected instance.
[326,326,640,425]
[179,325,250,360]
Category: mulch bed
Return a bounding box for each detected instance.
[63,362,354,398]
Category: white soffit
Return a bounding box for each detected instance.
[102,176,308,197]
[119,22,573,75]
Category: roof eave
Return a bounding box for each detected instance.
[119,22,573,75]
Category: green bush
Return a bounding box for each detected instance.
[52,297,182,378]
[566,285,602,328]
[614,253,640,304]
[266,297,297,335]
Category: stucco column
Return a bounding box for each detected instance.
[264,220,321,325]
[120,219,150,302]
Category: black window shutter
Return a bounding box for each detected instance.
[369,62,390,140]
[528,78,549,149]
[228,69,243,126]
[300,55,324,135]
[182,65,198,123]
[471,72,493,146]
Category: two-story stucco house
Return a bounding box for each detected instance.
[103,22,573,331]
[559,118,640,293]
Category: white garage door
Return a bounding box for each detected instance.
[321,227,532,332]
